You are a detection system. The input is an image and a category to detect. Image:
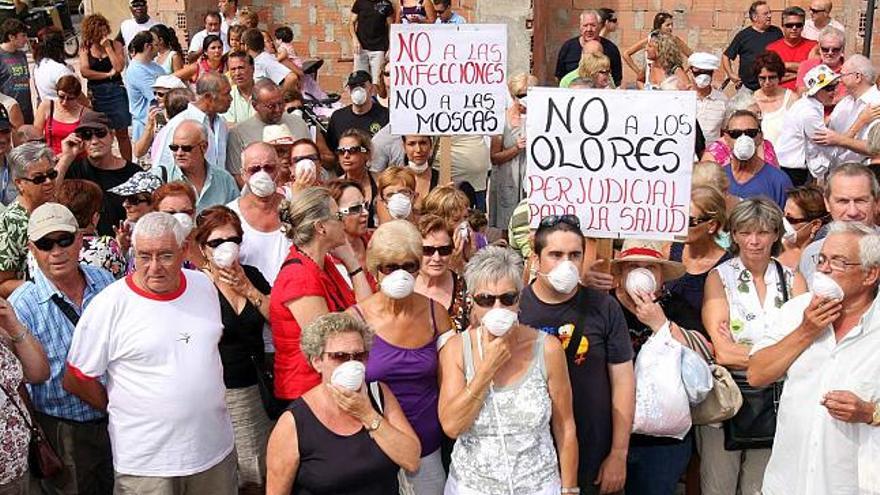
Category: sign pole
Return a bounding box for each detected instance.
[438,136,452,185]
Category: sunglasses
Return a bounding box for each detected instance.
[336,145,367,155]
[20,169,59,184]
[377,261,420,275]
[810,8,826,13]
[246,164,276,175]
[339,202,369,216]
[688,215,712,227]
[33,232,75,251]
[758,75,779,82]
[75,128,109,140]
[323,351,369,363]
[514,93,527,99]
[692,69,713,76]
[783,22,804,29]
[473,291,519,308]
[726,128,760,139]
[123,194,151,205]
[538,214,581,229]
[784,215,809,225]
[291,153,319,163]
[204,236,242,248]
[169,144,199,152]
[423,244,454,256]
[822,83,839,92]
[820,46,842,54]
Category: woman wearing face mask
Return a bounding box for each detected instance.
[423,186,484,272]
[438,246,578,495]
[266,312,422,494]
[327,179,377,291]
[347,220,453,494]
[194,205,272,493]
[376,167,418,224]
[400,134,440,205]
[337,129,379,228]
[271,187,373,402]
[284,138,324,200]
[153,181,204,268]
[777,185,829,270]
[703,99,781,169]
[415,214,472,333]
[701,198,807,495]
[752,52,794,145]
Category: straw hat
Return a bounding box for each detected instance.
[610,239,686,281]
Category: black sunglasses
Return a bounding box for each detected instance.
[423,244,454,256]
[291,153,319,163]
[783,22,804,28]
[473,291,519,308]
[726,128,760,139]
[819,46,842,54]
[809,8,826,13]
[33,232,75,251]
[75,128,109,140]
[688,215,712,227]
[822,83,839,92]
[20,169,59,184]
[204,236,243,248]
[323,351,369,362]
[123,194,151,205]
[169,144,198,152]
[538,214,581,229]
[377,261,420,275]
[154,91,167,98]
[336,145,367,155]
[339,202,369,216]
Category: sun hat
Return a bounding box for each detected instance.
[610,238,686,280]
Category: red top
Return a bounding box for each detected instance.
[767,38,817,91]
[269,244,357,400]
[44,104,83,156]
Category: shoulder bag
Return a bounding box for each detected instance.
[681,329,742,425]
[0,382,63,479]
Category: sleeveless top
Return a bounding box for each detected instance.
[666,242,732,321]
[158,50,178,74]
[87,51,122,88]
[713,256,793,348]
[759,89,793,145]
[450,329,560,494]
[357,302,442,456]
[288,398,399,494]
[44,101,84,156]
[400,0,427,22]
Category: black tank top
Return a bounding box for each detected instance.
[289,398,399,494]
[87,52,122,87]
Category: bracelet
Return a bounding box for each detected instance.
[10,327,28,344]
[248,292,263,308]
[464,385,484,403]
[348,267,363,278]
[561,488,580,494]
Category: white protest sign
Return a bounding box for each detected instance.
[526,88,696,241]
[388,24,507,136]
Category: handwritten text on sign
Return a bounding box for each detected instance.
[389,24,507,135]
[526,88,696,240]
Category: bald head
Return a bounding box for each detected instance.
[241,141,280,182]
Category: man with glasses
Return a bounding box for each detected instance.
[8,202,115,494]
[432,0,465,24]
[722,1,782,93]
[226,79,309,186]
[326,71,389,159]
[689,52,728,143]
[64,211,237,495]
[723,109,793,206]
[777,64,840,184]
[124,31,168,142]
[749,221,880,494]
[803,0,844,41]
[57,111,142,237]
[796,26,845,101]
[518,215,634,495]
[767,7,816,91]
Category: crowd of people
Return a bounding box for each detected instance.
[0,0,879,494]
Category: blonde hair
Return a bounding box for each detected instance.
[651,32,683,75]
[578,52,611,79]
[300,312,374,361]
[691,185,728,232]
[279,187,334,245]
[422,186,470,221]
[366,220,422,275]
[692,161,729,194]
[508,72,537,96]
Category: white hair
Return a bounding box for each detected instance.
[826,221,880,269]
[580,10,600,23]
[844,54,876,84]
[818,26,845,49]
[132,212,187,250]
[464,246,524,296]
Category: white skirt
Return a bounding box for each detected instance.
[444,473,561,495]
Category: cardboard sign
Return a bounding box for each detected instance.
[388,24,508,136]
[525,88,696,240]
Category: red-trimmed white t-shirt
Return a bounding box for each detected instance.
[66,269,234,476]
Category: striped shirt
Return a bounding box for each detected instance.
[9,264,114,422]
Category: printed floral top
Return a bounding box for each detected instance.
[0,201,30,278]
[449,272,471,333]
[0,343,30,485]
[80,234,126,279]
[713,256,794,347]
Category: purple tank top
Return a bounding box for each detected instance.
[359,304,442,456]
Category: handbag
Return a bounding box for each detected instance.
[0,383,63,479]
[249,355,286,420]
[681,329,743,425]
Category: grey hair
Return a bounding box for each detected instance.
[867,125,880,156]
[195,72,229,96]
[724,92,759,127]
[7,141,54,180]
[300,312,374,362]
[826,221,880,269]
[818,26,845,49]
[826,162,880,199]
[132,212,187,249]
[569,77,596,88]
[844,54,876,84]
[279,186,333,245]
[728,197,784,257]
[464,246,524,296]
[252,78,281,102]
[580,10,600,23]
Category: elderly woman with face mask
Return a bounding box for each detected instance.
[438,246,578,495]
[415,214,471,333]
[347,220,452,494]
[266,312,421,494]
[778,184,829,270]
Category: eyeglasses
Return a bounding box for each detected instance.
[257,101,284,110]
[422,244,454,257]
[784,215,809,225]
[822,83,839,93]
[19,168,58,184]
[692,70,713,77]
[377,261,420,275]
[33,232,75,251]
[473,291,519,308]
[338,202,369,216]
[758,75,779,82]
[815,253,861,272]
[154,91,167,99]
[688,215,712,227]
[783,22,804,29]
[75,128,109,141]
[134,252,178,266]
[204,235,242,248]
[291,153,319,163]
[726,128,760,139]
[514,93,527,99]
[820,46,842,54]
[382,71,390,77]
[169,144,198,152]
[810,8,827,13]
[596,69,611,75]
[122,194,151,206]
[322,351,369,363]
[538,214,581,229]
[245,164,276,175]
[336,145,367,156]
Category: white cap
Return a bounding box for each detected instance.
[263,124,295,145]
[804,64,841,97]
[688,52,720,71]
[28,203,78,241]
[152,75,187,90]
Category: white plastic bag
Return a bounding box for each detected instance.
[680,345,714,404]
[632,325,692,440]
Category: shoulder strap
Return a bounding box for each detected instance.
[280,257,303,270]
[565,289,588,363]
[367,381,384,415]
[350,303,366,322]
[428,299,438,336]
[46,100,54,148]
[460,329,475,380]
[0,382,34,431]
[773,259,789,303]
[50,294,80,326]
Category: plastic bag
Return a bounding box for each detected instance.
[680,345,714,404]
[632,325,692,440]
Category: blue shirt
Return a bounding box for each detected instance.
[435,12,466,24]
[151,160,240,212]
[9,265,114,421]
[123,59,166,142]
[725,163,793,209]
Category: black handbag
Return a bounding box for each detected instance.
[250,355,286,420]
[722,260,788,451]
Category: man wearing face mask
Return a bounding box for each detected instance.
[518,215,635,495]
[326,71,390,157]
[689,52,728,143]
[749,221,880,495]
[724,109,793,207]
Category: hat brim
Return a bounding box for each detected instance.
[806,73,841,97]
[28,223,76,242]
[611,255,687,281]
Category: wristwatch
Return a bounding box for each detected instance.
[870,402,880,427]
[366,414,383,432]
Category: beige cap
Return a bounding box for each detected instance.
[28,203,78,241]
[262,124,295,145]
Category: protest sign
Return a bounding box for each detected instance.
[526,88,696,241]
[388,24,508,136]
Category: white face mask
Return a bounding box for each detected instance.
[408,160,429,174]
[291,108,304,119]
[457,221,470,240]
[625,267,657,299]
[211,241,240,269]
[380,269,416,299]
[330,361,365,391]
[781,217,798,246]
[295,158,316,177]
[694,73,712,89]
[541,260,580,294]
[481,307,518,337]
[351,86,368,106]
[518,95,527,108]
[732,134,756,161]
[248,170,276,198]
[172,212,193,236]
[386,193,412,219]
[811,271,844,300]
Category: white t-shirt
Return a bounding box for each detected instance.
[33,60,73,101]
[66,270,234,477]
[254,52,291,86]
[188,29,230,54]
[119,18,159,48]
